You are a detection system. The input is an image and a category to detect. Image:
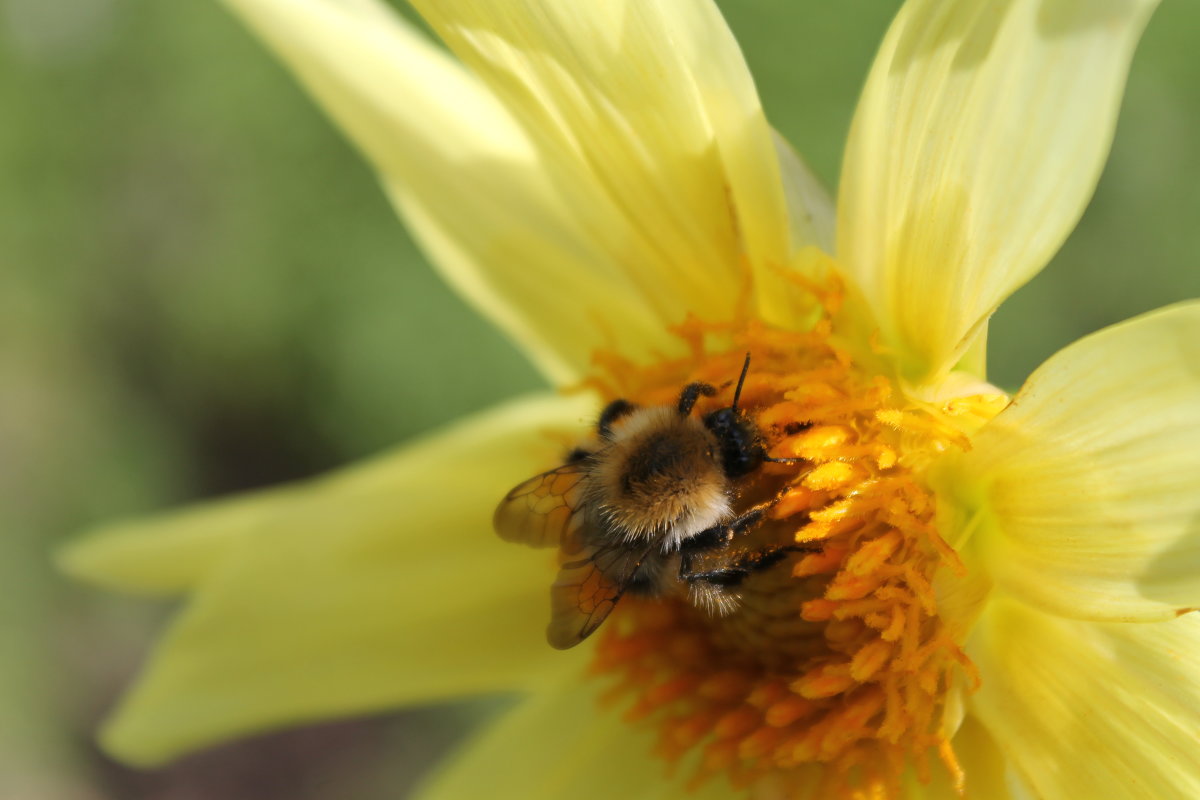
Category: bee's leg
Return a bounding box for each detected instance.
[683,505,765,553]
[762,421,813,465]
[597,399,638,438]
[677,506,765,578]
[677,382,717,416]
[681,543,816,588]
[681,563,751,588]
[679,502,817,588]
[565,445,596,463]
[678,524,735,576]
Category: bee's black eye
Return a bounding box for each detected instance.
[703,408,763,479]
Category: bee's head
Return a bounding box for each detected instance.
[702,406,763,479]
[700,352,765,479]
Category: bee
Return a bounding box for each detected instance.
[494,356,810,649]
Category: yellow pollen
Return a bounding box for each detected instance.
[581,303,1003,799]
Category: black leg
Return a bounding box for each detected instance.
[565,446,593,463]
[683,505,768,555]
[682,544,814,588]
[679,498,817,589]
[684,523,736,552]
[678,505,763,573]
[677,382,717,416]
[597,399,638,438]
[679,525,733,576]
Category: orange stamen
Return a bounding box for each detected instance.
[582,307,1002,798]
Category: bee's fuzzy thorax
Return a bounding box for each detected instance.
[588,406,732,548]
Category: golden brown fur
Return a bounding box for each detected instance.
[587,407,732,549]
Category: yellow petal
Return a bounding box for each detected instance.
[968,599,1200,800]
[773,129,835,258]
[663,4,809,323]
[412,675,732,800]
[902,715,1019,800]
[953,716,1024,800]
[59,487,287,595]
[94,393,596,766]
[838,0,1159,385]
[955,303,1200,622]
[411,0,807,326]
[221,0,669,384]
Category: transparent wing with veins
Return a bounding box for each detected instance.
[547,539,656,650]
[493,462,590,551]
[494,459,655,649]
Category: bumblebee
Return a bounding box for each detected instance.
[494,357,808,649]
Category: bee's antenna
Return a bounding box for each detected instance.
[731,352,751,412]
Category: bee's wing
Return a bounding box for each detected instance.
[547,541,656,650]
[493,462,590,549]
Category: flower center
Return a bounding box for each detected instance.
[581,309,1006,798]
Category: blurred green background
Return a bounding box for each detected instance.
[2,0,1197,797]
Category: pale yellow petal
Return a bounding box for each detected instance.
[952,303,1200,622]
[412,676,733,800]
[901,715,1019,800]
[411,0,802,326]
[221,0,669,384]
[772,130,835,258]
[60,488,286,595]
[839,0,1159,385]
[96,393,597,766]
[952,716,1026,800]
[662,3,806,323]
[381,179,673,379]
[969,599,1200,799]
[955,319,990,381]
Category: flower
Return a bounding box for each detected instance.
[61,0,1200,798]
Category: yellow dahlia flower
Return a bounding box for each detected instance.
[63,0,1200,798]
